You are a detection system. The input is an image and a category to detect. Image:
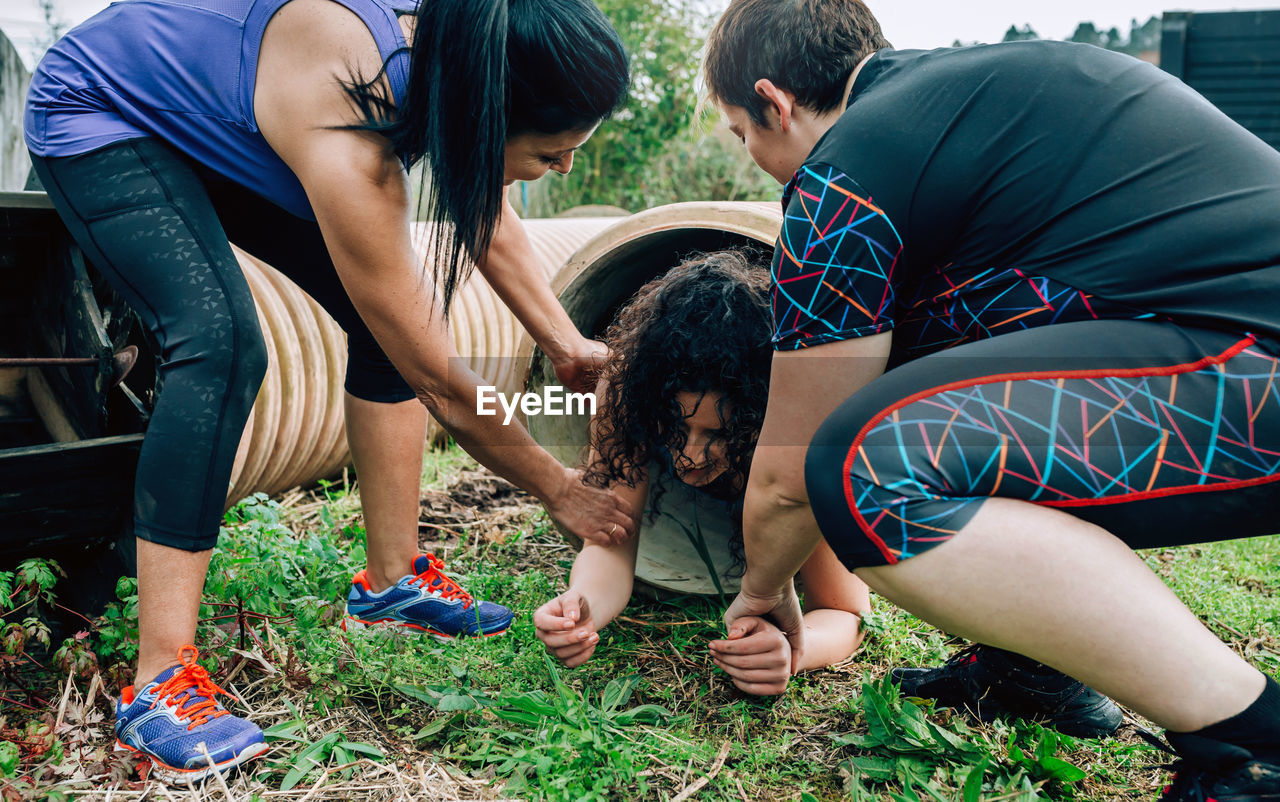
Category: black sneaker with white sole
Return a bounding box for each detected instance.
[889,643,1123,738]
[1156,732,1280,801]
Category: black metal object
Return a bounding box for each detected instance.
[0,190,153,607]
[1161,9,1280,151]
[0,347,139,387]
[0,358,102,366]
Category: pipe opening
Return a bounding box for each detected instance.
[523,204,782,596]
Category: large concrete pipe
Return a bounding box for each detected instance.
[225,217,618,505]
[518,202,783,596]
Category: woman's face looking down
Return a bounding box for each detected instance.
[672,390,731,487]
[503,126,598,185]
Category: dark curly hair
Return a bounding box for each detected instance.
[585,249,773,519]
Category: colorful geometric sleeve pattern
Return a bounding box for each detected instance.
[892,265,1162,362]
[771,164,904,351]
[829,335,1280,567]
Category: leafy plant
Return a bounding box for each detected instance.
[0,558,106,791]
[432,654,679,801]
[264,709,385,791]
[1009,727,1088,785]
[200,493,362,653]
[1,559,64,703]
[1,558,63,660]
[835,676,1088,801]
[0,739,18,778]
[94,575,138,665]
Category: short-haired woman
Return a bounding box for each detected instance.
[703,1,1280,797]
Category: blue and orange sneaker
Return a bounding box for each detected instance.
[114,646,267,784]
[342,553,514,639]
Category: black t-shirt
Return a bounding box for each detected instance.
[771,41,1280,355]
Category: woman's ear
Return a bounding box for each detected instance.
[753,79,796,133]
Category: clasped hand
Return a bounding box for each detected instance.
[551,337,607,396]
[536,581,805,697]
[709,615,793,695]
[723,578,805,675]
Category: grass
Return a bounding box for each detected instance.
[2,443,1278,800]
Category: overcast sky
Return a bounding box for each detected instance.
[4,0,1279,68]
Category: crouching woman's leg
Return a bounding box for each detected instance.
[805,319,1280,768]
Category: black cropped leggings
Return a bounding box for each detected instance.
[805,320,1280,570]
[31,137,415,551]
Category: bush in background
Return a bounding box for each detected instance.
[514,0,777,217]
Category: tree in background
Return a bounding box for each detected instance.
[1068,17,1161,55]
[1125,16,1163,55]
[1068,21,1123,50]
[518,0,775,217]
[1001,24,1039,42]
[992,16,1160,56]
[35,0,66,53]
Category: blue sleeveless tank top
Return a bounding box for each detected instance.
[24,0,411,220]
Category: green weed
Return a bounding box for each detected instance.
[7,447,1278,799]
[262,703,385,791]
[418,655,680,800]
[836,676,1087,801]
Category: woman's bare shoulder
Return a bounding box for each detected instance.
[254,0,389,133]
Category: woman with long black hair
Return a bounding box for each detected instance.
[25,0,633,783]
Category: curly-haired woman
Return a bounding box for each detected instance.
[533,250,869,695]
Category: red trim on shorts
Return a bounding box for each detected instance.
[842,445,901,564]
[1043,471,1280,508]
[840,336,1258,562]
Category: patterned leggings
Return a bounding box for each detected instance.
[31,138,415,550]
[805,319,1280,569]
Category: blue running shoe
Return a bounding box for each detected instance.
[115,646,267,784]
[342,553,514,639]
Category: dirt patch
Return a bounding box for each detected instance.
[1238,576,1276,596]
[418,468,541,548]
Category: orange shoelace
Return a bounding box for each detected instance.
[148,646,234,731]
[409,553,473,608]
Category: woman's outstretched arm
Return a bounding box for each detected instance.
[794,538,870,671]
[535,472,645,666]
[476,193,605,393]
[536,398,649,666]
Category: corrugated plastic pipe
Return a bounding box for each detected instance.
[225,217,617,506]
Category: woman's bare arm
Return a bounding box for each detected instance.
[251,1,634,540]
[794,538,871,672]
[478,195,598,376]
[565,471,647,628]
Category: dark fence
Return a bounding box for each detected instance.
[1162,9,1280,151]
